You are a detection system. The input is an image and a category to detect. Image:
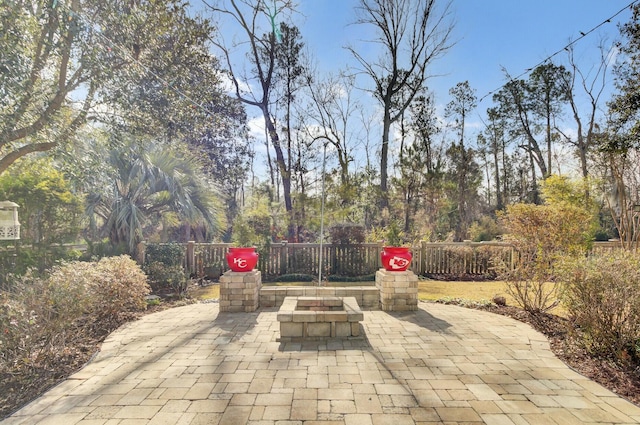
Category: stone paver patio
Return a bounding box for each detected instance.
[2,301,640,424]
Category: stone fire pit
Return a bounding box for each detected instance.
[277,296,364,340]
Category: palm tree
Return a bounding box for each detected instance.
[86,138,220,255]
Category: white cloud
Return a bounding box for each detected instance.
[247,115,265,141]
[218,72,254,100]
[606,44,621,67]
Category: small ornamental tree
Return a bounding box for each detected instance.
[497,202,592,313]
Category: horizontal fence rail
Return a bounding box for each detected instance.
[261,243,382,278]
[142,241,518,280]
[1,241,629,286]
[420,242,517,277]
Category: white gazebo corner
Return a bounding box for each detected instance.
[0,201,20,240]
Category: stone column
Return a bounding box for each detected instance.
[219,269,262,312]
[375,269,418,311]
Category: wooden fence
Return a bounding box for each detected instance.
[142,241,517,280]
[589,241,622,255]
[415,242,515,277]
[1,241,627,285]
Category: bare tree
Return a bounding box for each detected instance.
[600,148,640,250]
[348,0,454,211]
[556,44,610,187]
[302,71,362,189]
[204,0,297,238]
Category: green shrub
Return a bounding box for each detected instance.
[558,251,640,362]
[327,274,375,282]
[384,221,405,246]
[275,273,315,282]
[329,223,365,244]
[145,243,185,267]
[145,262,187,295]
[82,240,129,261]
[1,245,84,289]
[468,215,502,242]
[231,215,258,246]
[143,244,187,295]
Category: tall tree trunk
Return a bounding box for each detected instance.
[529,143,539,204]
[380,108,392,213]
[493,139,502,210]
[502,140,509,206]
[455,143,468,241]
[546,112,553,178]
[263,110,294,239]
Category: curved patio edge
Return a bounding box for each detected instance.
[3,301,640,425]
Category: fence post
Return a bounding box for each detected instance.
[330,244,337,275]
[510,245,515,271]
[419,240,427,275]
[186,241,195,276]
[280,241,288,276]
[464,240,471,274]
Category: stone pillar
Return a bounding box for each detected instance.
[219,269,262,312]
[375,269,418,311]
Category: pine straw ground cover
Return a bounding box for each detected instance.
[1,281,640,419]
[0,299,190,419]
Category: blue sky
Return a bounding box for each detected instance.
[296,0,634,117]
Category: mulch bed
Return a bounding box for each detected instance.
[0,301,181,419]
[0,340,102,419]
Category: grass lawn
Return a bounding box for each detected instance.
[189,279,514,305]
[189,284,220,300]
[188,279,569,315]
[418,280,511,302]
